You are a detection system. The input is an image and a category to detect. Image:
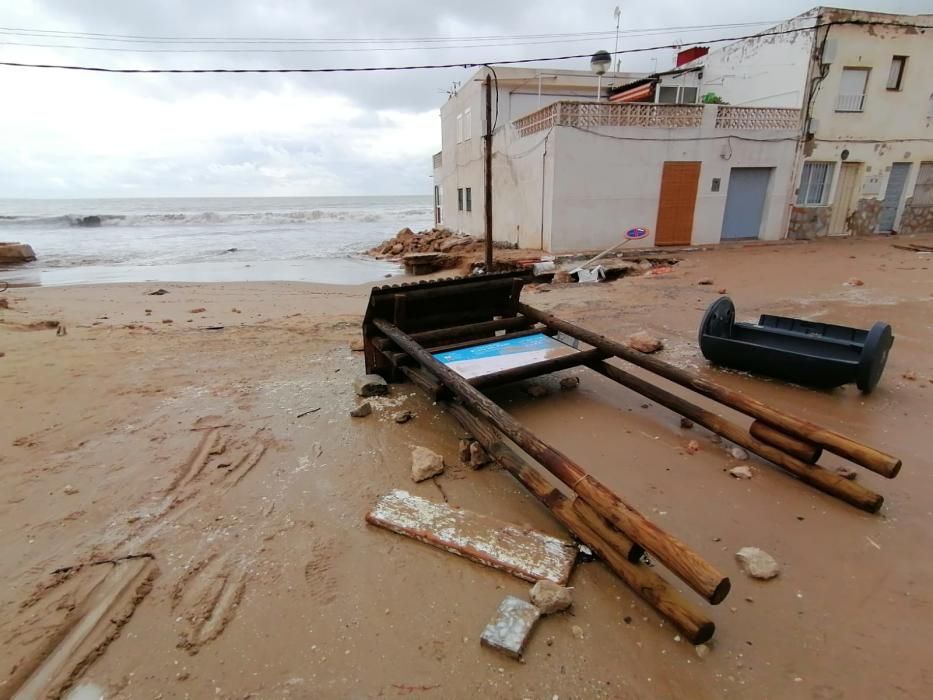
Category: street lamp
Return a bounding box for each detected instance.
[590,50,612,101]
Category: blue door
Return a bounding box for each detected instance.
[721,167,772,240]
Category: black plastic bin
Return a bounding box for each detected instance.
[698,296,894,393]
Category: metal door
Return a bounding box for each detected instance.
[721,167,772,240]
[877,162,911,232]
[829,162,861,235]
[655,161,701,246]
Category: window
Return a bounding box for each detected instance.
[912,162,933,206]
[457,187,463,211]
[456,113,463,143]
[657,85,699,104]
[887,56,907,91]
[463,108,472,140]
[836,68,869,112]
[797,162,835,205]
[465,187,472,212]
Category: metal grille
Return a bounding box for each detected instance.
[432,151,442,170]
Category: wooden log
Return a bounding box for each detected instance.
[590,361,883,513]
[386,276,518,303]
[408,316,534,345]
[400,366,447,401]
[445,403,714,644]
[519,303,901,479]
[426,327,549,354]
[470,349,608,389]
[749,420,822,464]
[374,318,730,605]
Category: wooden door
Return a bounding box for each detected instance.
[829,162,860,235]
[655,161,701,246]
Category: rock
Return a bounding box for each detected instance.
[695,644,710,659]
[845,277,864,287]
[0,242,37,263]
[350,402,372,418]
[393,410,412,424]
[627,331,663,354]
[729,466,753,479]
[525,384,548,398]
[354,373,388,397]
[902,371,917,381]
[686,440,701,454]
[728,446,749,461]
[551,270,574,284]
[570,624,585,640]
[63,484,79,495]
[189,307,206,314]
[349,338,365,352]
[717,288,728,294]
[148,288,170,295]
[162,319,173,324]
[529,580,573,614]
[709,434,722,444]
[459,438,473,463]
[411,446,445,482]
[735,547,780,580]
[389,243,404,256]
[834,465,858,480]
[559,376,580,391]
[697,278,714,285]
[680,417,694,430]
[469,441,490,468]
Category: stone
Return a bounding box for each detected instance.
[0,242,37,263]
[709,434,722,444]
[525,384,548,398]
[354,373,388,397]
[680,417,694,430]
[697,278,714,285]
[735,547,780,580]
[902,371,917,381]
[393,410,412,424]
[411,446,445,482]
[559,376,580,391]
[162,319,173,324]
[717,288,728,295]
[551,270,574,284]
[458,438,473,463]
[350,402,372,418]
[695,644,710,659]
[529,580,573,615]
[729,466,753,480]
[480,596,541,660]
[389,243,404,256]
[469,441,491,468]
[627,331,663,354]
[728,446,749,461]
[148,288,169,295]
[571,624,585,640]
[63,484,79,495]
[349,338,365,352]
[686,440,700,454]
[189,307,206,314]
[845,277,864,287]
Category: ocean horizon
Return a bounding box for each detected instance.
[0,194,434,286]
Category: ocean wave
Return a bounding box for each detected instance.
[0,207,432,229]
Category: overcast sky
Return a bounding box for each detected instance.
[0,0,927,199]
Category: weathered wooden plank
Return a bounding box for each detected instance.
[366,490,577,584]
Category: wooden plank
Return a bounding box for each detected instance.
[366,490,577,584]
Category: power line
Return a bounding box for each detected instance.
[0,20,927,74]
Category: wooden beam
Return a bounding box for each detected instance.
[749,420,822,464]
[426,327,550,354]
[470,349,608,389]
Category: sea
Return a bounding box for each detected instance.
[0,195,434,286]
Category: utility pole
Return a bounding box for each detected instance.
[484,72,493,273]
[613,6,622,73]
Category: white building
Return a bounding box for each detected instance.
[672,6,933,237]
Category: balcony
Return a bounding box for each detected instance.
[432,151,442,170]
[835,94,866,112]
[512,101,801,137]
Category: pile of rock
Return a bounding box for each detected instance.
[0,242,36,264]
[369,227,478,259]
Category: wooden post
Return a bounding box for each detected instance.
[484,72,494,273]
[373,317,730,605]
[749,420,822,464]
[445,402,714,644]
[470,348,608,389]
[589,360,883,513]
[519,303,901,479]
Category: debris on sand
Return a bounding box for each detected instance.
[525,384,548,398]
[571,624,585,640]
[411,446,445,482]
[844,277,864,287]
[729,466,753,480]
[834,465,858,480]
[148,288,170,295]
[189,307,206,314]
[551,270,574,284]
[728,446,750,461]
[63,484,79,495]
[369,227,477,262]
[349,338,365,352]
[686,440,701,454]
[529,580,573,615]
[354,373,389,397]
[459,438,473,463]
[695,643,711,659]
[480,596,541,660]
[627,331,663,354]
[680,417,694,430]
[469,441,491,468]
[393,410,413,424]
[559,376,580,391]
[735,547,780,580]
[350,403,372,418]
[697,278,714,285]
[902,371,917,381]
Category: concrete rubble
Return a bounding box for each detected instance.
[411,446,445,482]
[480,596,541,660]
[735,547,781,580]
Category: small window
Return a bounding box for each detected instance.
[465,187,472,212]
[456,113,463,143]
[798,162,835,205]
[887,56,907,91]
[463,108,472,141]
[657,85,697,104]
[836,68,869,112]
[457,188,463,211]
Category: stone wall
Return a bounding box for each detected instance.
[848,198,882,236]
[900,197,933,235]
[787,206,833,239]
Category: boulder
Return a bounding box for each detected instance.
[627,331,663,354]
[529,580,573,614]
[354,373,388,397]
[0,242,37,264]
[411,446,445,482]
[735,547,780,580]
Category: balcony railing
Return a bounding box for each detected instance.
[432,151,442,169]
[714,106,801,130]
[835,94,865,112]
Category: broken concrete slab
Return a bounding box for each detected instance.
[365,490,577,584]
[480,596,541,660]
[354,373,388,397]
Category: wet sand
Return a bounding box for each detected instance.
[1,234,931,699]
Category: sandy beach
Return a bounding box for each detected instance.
[2,234,932,699]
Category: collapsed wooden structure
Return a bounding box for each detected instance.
[363,272,902,644]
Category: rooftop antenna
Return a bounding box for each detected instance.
[613,6,622,73]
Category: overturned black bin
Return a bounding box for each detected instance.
[698,297,893,393]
